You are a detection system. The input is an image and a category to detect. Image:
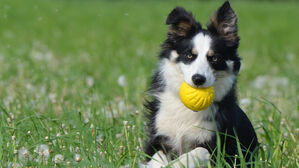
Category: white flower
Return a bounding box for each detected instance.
[115,133,122,139]
[52,139,56,146]
[90,124,94,129]
[40,85,46,95]
[48,93,56,103]
[9,113,15,120]
[75,147,80,153]
[270,77,289,88]
[4,96,13,107]
[53,154,63,163]
[287,52,294,61]
[240,98,251,107]
[96,133,103,144]
[252,75,289,90]
[86,76,94,87]
[18,147,31,162]
[25,83,34,91]
[34,144,50,162]
[117,75,127,87]
[268,116,273,123]
[30,41,53,62]
[7,162,22,168]
[252,76,268,89]
[74,153,81,162]
[118,100,126,111]
[83,108,92,124]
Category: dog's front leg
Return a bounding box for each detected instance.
[168,147,210,168]
[142,147,210,168]
[144,150,168,168]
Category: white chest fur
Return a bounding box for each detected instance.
[155,90,217,154]
[154,58,220,154]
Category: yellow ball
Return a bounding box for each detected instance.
[179,81,215,111]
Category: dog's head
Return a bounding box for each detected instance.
[162,1,241,94]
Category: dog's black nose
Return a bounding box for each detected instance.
[192,74,206,86]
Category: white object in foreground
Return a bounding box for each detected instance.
[141,147,210,168]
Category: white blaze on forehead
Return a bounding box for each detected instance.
[179,33,215,87]
[193,33,212,54]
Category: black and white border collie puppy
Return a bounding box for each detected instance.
[144,1,258,166]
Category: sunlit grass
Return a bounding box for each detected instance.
[0,0,298,167]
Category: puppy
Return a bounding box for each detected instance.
[144,1,258,167]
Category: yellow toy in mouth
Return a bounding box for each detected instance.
[179,81,215,111]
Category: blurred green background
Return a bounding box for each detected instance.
[0,0,298,167]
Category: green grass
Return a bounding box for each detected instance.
[0,0,298,167]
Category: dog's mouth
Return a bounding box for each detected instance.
[183,79,215,89]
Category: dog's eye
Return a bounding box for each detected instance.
[212,56,218,62]
[187,54,193,59]
[207,55,220,63]
[186,54,196,59]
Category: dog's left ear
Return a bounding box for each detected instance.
[166,7,197,38]
[208,1,239,46]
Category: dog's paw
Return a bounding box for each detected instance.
[143,148,210,168]
[169,147,210,168]
[190,147,210,162]
[146,150,168,168]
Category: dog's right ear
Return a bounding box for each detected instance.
[166,7,197,38]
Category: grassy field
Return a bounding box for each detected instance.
[0,0,298,167]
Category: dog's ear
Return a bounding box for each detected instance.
[208,1,239,46]
[166,7,197,38]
